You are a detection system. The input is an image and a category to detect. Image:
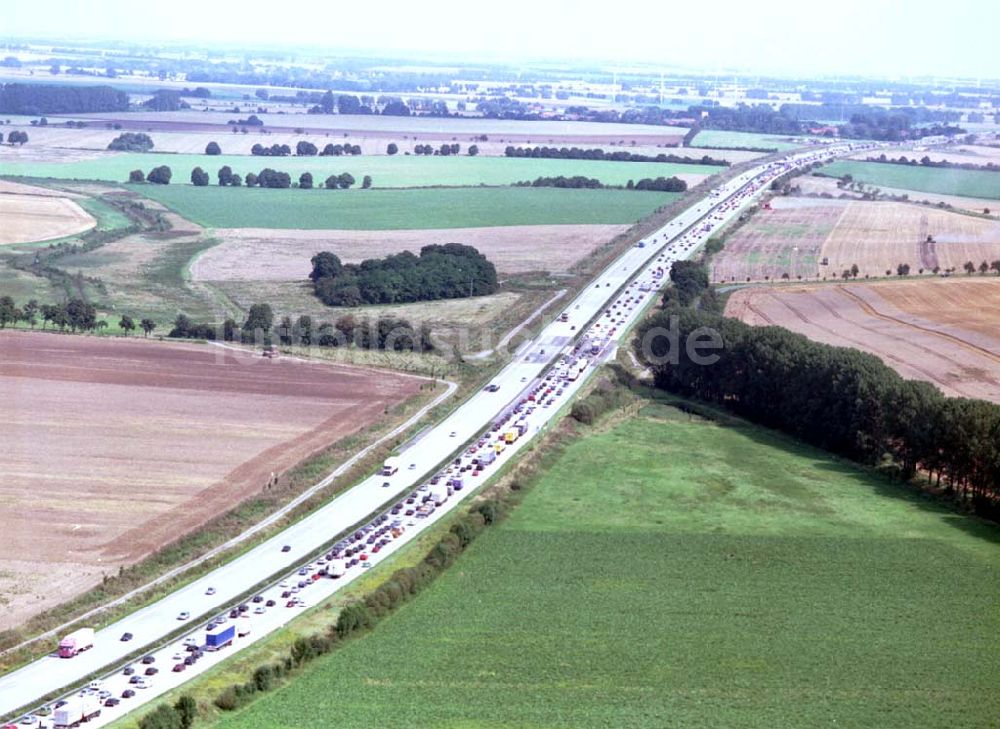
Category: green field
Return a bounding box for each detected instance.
[212,402,1000,728]
[136,186,677,229]
[0,153,720,188]
[691,130,804,151]
[822,160,1000,200]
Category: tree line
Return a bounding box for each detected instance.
[635,272,1000,519]
[863,153,1000,173]
[249,141,363,157]
[310,245,498,307]
[0,82,128,113]
[503,145,729,166]
[513,175,688,192]
[0,295,156,335]
[127,165,371,189]
[169,303,434,353]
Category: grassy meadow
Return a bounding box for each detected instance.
[135,185,678,229]
[691,130,804,151]
[205,401,1000,728]
[822,160,1000,200]
[0,153,720,188]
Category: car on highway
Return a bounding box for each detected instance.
[144,667,158,676]
[265,599,276,607]
[120,632,133,642]
[135,679,153,690]
[121,689,135,699]
[177,611,190,621]
[122,665,134,676]
[205,586,216,595]
[281,545,291,552]
[172,663,186,673]
[104,697,120,707]
[484,383,500,392]
[140,655,155,664]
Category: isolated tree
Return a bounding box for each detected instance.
[468,144,479,156]
[217,165,233,186]
[190,166,209,186]
[245,172,258,187]
[299,172,313,189]
[22,299,38,328]
[146,165,172,184]
[361,175,372,189]
[991,260,1000,275]
[128,169,145,183]
[850,263,859,278]
[324,175,339,189]
[119,315,135,335]
[979,261,989,275]
[0,296,16,328]
[205,141,221,155]
[386,142,398,155]
[140,318,156,337]
[337,172,355,189]
[242,303,273,334]
[964,260,976,275]
[230,173,242,187]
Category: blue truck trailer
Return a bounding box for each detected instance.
[204,624,235,651]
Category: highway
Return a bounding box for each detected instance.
[0,140,875,725]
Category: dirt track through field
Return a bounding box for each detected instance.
[0,331,422,630]
[725,279,1000,402]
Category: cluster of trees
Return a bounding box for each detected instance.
[0,295,156,335]
[127,165,172,184]
[2,130,28,145]
[136,695,196,729]
[141,89,189,111]
[503,145,728,166]
[250,143,291,157]
[310,245,497,307]
[413,143,463,156]
[168,303,433,352]
[636,301,1000,519]
[864,153,1000,173]
[249,141,363,157]
[108,132,154,152]
[629,176,688,192]
[512,175,687,192]
[0,83,128,113]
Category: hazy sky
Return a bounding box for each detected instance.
[4,0,998,80]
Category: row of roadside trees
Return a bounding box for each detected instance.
[126,166,371,189]
[0,295,155,335]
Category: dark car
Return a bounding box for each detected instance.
[281,591,291,599]
[184,656,196,666]
[172,663,186,673]
[238,604,249,613]
[228,609,240,619]
[281,545,291,553]
[144,667,158,676]
[251,595,263,603]
[265,599,276,608]
[122,665,135,676]
[121,690,135,699]
[104,698,120,707]
[128,676,143,685]
[120,632,133,642]
[141,655,155,665]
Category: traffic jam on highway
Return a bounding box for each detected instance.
[3,142,875,729]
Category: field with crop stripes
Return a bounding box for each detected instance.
[209,401,1000,728]
[135,185,678,229]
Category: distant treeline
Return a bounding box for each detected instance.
[0,82,128,114]
[128,165,370,189]
[503,145,728,166]
[310,245,498,307]
[636,288,1000,520]
[169,304,433,352]
[514,175,688,192]
[863,153,1000,173]
[250,141,363,157]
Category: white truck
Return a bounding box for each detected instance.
[57,627,95,658]
[53,695,100,728]
[430,485,449,507]
[381,456,400,476]
[237,616,252,638]
[327,559,346,578]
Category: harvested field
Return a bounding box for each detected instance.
[796,175,1000,214]
[191,224,628,281]
[725,279,1000,402]
[712,198,1000,282]
[711,198,844,282]
[0,192,95,245]
[0,331,422,630]
[820,201,1000,277]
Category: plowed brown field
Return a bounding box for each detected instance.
[725,279,1000,402]
[0,331,422,629]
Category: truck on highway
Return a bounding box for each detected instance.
[53,695,100,728]
[57,628,94,658]
[205,624,235,651]
[381,456,400,476]
[430,486,449,507]
[237,617,252,638]
[503,430,518,444]
[326,559,346,578]
[476,449,496,467]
